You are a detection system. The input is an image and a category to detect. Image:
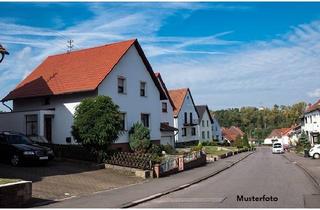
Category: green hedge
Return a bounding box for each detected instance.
[39,143,97,162]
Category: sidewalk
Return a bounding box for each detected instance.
[284,152,320,188]
[43,151,254,208]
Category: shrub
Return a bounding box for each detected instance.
[191,142,203,152]
[148,143,162,156]
[129,122,151,153]
[71,96,123,163]
[202,141,218,146]
[160,144,177,155]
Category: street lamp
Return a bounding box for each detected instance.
[0,44,9,63]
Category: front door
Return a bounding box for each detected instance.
[44,116,52,143]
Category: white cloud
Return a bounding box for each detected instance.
[308,88,320,98]
[0,3,319,111]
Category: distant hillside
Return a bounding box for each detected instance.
[212,102,306,140]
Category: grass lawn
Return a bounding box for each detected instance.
[203,146,231,156]
[0,178,19,185]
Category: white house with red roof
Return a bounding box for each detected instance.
[155,72,177,147]
[264,128,291,146]
[0,39,167,151]
[302,99,320,146]
[168,88,199,145]
[195,105,213,142]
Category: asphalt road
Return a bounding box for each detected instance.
[135,147,320,208]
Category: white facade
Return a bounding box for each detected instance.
[160,99,175,147]
[211,116,222,142]
[198,110,212,142]
[1,45,162,146]
[97,45,161,143]
[302,110,320,146]
[8,92,94,144]
[174,91,199,144]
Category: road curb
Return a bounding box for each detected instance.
[121,151,254,208]
[282,154,320,191]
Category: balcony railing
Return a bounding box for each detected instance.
[183,119,199,126]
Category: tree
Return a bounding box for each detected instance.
[129,122,151,153]
[71,96,123,163]
[298,131,311,149]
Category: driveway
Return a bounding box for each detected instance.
[0,160,144,206]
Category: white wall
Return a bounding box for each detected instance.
[212,116,222,142]
[174,91,199,143]
[11,92,96,144]
[160,99,174,126]
[98,45,161,143]
[198,111,212,142]
[301,110,320,145]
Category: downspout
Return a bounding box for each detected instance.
[2,101,13,112]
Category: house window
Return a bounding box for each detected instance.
[182,128,186,136]
[207,120,209,127]
[162,102,168,113]
[202,120,204,127]
[207,131,210,139]
[26,115,38,136]
[191,127,196,136]
[141,113,150,128]
[190,113,193,124]
[118,77,126,94]
[184,112,187,124]
[120,113,126,131]
[202,131,205,139]
[140,81,147,96]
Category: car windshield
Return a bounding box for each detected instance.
[6,134,33,145]
[273,144,282,148]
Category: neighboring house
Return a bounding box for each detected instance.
[155,72,178,147]
[196,105,213,142]
[288,124,301,146]
[168,88,199,146]
[263,128,291,146]
[0,39,167,151]
[211,114,223,142]
[221,126,245,144]
[301,99,320,146]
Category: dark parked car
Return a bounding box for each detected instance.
[0,131,54,166]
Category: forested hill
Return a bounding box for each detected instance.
[212,102,306,140]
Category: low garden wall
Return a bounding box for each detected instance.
[0,181,32,207]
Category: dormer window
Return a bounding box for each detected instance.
[118,77,126,94]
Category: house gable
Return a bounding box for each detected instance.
[2,39,166,102]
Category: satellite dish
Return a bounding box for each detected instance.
[0,44,9,63]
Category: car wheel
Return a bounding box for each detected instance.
[10,154,20,166]
[313,153,320,159]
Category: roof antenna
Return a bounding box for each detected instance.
[67,40,74,53]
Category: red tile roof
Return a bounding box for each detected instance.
[305,99,320,113]
[168,88,189,117]
[3,39,166,101]
[267,128,292,139]
[222,126,245,142]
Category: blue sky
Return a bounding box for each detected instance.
[1,2,320,110]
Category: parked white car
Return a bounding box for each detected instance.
[309,144,320,159]
[272,142,284,154]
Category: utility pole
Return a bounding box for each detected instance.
[67,40,74,53]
